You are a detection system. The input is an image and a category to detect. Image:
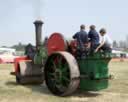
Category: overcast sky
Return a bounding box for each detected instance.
[0,0,128,46]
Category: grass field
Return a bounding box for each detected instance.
[0,62,128,102]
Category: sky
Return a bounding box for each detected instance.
[0,0,128,46]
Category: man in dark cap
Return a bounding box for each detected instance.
[88,25,100,52]
[25,43,36,60]
[73,24,88,58]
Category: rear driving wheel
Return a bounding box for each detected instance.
[44,52,80,96]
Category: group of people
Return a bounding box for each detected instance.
[73,24,112,57]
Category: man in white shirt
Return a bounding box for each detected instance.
[95,28,112,53]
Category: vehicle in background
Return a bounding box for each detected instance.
[0,48,19,64]
[112,50,128,58]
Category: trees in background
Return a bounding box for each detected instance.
[11,42,26,51]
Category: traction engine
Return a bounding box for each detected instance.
[12,20,112,96]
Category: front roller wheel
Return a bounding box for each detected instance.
[44,52,80,96]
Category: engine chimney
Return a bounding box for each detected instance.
[34,20,43,49]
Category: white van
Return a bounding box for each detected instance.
[0,48,18,63]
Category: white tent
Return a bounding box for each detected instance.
[0,48,16,54]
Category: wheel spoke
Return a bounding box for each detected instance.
[55,79,68,91]
[61,64,68,73]
[52,61,57,69]
[62,76,70,83]
[56,56,63,68]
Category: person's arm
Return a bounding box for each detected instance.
[73,33,77,39]
[95,36,105,52]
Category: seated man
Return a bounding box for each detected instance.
[25,43,36,60]
[95,28,112,53]
[88,25,100,52]
[73,24,88,58]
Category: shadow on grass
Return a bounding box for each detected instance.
[6,81,51,95]
[25,84,51,95]
[72,90,101,98]
[5,81,100,98]
[24,85,100,98]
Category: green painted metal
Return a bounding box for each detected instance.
[78,52,112,91]
[34,47,47,65]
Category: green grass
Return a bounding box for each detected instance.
[0,62,128,102]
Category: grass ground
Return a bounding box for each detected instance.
[0,62,128,102]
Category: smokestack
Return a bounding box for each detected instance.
[34,20,43,48]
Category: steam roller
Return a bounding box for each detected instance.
[12,20,112,96]
[12,20,46,84]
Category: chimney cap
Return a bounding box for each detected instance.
[34,20,44,24]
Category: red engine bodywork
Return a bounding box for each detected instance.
[47,32,68,55]
[14,56,30,73]
[47,32,78,56]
